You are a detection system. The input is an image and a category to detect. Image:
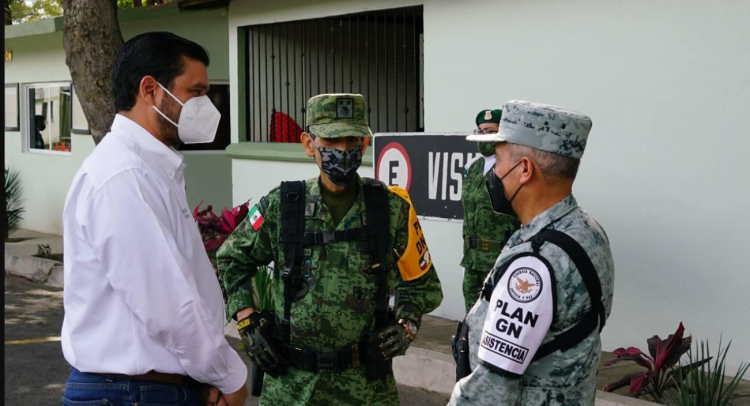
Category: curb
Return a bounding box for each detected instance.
[390,347,659,405]
[595,391,660,406]
[394,347,456,394]
[5,251,63,286]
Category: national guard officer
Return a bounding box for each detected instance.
[217,93,444,406]
[450,100,615,405]
[461,109,521,312]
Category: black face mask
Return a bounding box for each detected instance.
[38,123,46,132]
[485,162,523,217]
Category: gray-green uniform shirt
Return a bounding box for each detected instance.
[449,195,615,406]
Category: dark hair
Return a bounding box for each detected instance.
[113,32,210,112]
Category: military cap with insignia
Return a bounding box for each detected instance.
[475,109,502,126]
[467,100,593,159]
[306,93,373,138]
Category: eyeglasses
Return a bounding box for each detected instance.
[473,128,498,135]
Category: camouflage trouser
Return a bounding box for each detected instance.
[260,366,399,406]
[462,266,492,312]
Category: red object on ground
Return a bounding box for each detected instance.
[269,112,303,143]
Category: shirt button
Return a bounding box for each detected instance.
[556,393,565,402]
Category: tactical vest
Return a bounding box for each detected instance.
[277,178,393,373]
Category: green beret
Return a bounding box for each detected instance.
[475,109,502,126]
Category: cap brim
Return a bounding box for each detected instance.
[466,133,508,142]
[309,123,373,138]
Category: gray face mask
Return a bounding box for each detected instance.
[313,139,363,187]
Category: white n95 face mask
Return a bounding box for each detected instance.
[152,82,221,144]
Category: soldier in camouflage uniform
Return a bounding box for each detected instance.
[450,100,615,405]
[217,93,443,406]
[461,109,521,312]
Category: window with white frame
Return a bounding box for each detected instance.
[25,82,73,153]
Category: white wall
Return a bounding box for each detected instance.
[4,10,232,235]
[228,0,750,373]
[422,0,750,373]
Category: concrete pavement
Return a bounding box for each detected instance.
[3,274,449,405]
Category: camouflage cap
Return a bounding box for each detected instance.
[467,100,593,159]
[305,93,373,138]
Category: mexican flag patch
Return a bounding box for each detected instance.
[249,205,264,231]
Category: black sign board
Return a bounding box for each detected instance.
[373,133,483,221]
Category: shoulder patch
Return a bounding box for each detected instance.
[478,254,555,376]
[248,204,265,231]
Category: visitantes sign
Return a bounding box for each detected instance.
[373,133,483,221]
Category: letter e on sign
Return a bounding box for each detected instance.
[377,142,412,191]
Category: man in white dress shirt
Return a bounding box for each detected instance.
[61,32,248,406]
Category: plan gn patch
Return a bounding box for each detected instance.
[478,254,555,376]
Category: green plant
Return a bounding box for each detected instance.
[37,244,52,259]
[665,340,749,406]
[5,168,25,240]
[604,323,711,402]
[252,265,274,311]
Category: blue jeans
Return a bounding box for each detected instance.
[62,368,204,406]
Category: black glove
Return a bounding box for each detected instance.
[375,322,412,361]
[237,311,287,377]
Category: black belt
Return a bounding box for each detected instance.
[283,341,367,373]
[92,371,195,387]
[465,236,505,253]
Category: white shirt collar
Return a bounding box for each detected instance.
[482,155,497,175]
[111,114,185,179]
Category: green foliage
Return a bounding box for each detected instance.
[5,168,24,240]
[665,340,749,406]
[37,243,52,259]
[8,0,62,24]
[252,265,274,311]
[7,0,148,23]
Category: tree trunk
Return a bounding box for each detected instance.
[5,6,11,25]
[61,0,124,145]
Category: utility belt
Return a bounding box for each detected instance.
[283,341,367,373]
[464,236,506,253]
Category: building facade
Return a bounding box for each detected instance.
[4,5,233,235]
[223,0,750,374]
